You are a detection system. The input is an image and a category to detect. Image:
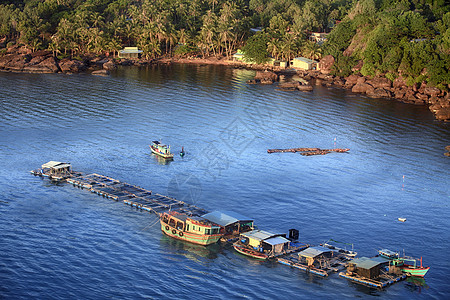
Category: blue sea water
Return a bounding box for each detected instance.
[0,65,449,299]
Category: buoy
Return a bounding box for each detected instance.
[180,146,185,157]
[398,217,407,222]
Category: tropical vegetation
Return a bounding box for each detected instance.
[0,0,448,88]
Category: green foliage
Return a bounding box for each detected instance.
[324,19,355,57]
[173,44,197,57]
[241,32,269,64]
[330,53,358,77]
[0,0,448,87]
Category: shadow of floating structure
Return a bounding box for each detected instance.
[66,173,208,217]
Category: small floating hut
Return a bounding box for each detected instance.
[30,161,76,181]
[278,245,351,277]
[339,256,407,289]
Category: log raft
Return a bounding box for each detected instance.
[267,148,350,156]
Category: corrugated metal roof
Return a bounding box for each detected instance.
[41,161,64,168]
[263,236,290,246]
[298,246,331,258]
[52,163,71,170]
[241,230,276,241]
[202,211,252,227]
[351,257,383,269]
[293,57,318,64]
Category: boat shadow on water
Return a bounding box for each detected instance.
[159,234,221,260]
[149,153,173,165]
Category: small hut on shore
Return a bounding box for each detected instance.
[290,57,319,70]
[118,47,143,59]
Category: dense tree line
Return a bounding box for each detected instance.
[0,0,448,88]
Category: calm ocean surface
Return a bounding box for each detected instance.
[0,65,449,299]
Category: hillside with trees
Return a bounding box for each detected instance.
[0,0,449,89]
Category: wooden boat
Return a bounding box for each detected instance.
[391,256,430,277]
[150,141,174,159]
[160,211,223,246]
[378,249,399,260]
[233,243,268,260]
[321,239,357,258]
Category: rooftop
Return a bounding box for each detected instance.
[298,246,332,258]
[293,57,318,64]
[202,210,253,227]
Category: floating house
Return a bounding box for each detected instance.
[118,47,143,59]
[30,161,73,181]
[339,256,407,288]
[278,245,350,277]
[201,210,253,237]
[290,57,319,70]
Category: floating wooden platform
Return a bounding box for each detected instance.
[66,173,208,217]
[278,250,350,277]
[267,148,350,156]
[339,272,407,289]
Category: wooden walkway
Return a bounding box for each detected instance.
[66,173,208,217]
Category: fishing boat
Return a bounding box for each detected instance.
[378,249,399,260]
[232,229,292,260]
[150,141,174,159]
[160,211,223,246]
[320,239,357,258]
[391,256,430,277]
[233,243,268,260]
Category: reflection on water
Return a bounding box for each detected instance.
[406,276,429,292]
[150,153,173,165]
[0,65,448,299]
[160,234,221,261]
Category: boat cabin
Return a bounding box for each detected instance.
[201,210,254,236]
[298,246,334,267]
[161,212,221,235]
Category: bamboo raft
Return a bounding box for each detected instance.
[267,148,350,156]
[66,173,208,217]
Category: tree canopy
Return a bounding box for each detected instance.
[0,0,448,88]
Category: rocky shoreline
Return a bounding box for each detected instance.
[1,46,448,121]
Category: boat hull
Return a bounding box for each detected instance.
[233,244,268,260]
[160,222,221,246]
[150,145,174,159]
[401,266,430,277]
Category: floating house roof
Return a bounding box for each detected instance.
[351,257,384,269]
[241,230,276,241]
[41,161,70,169]
[202,211,253,227]
[263,236,290,246]
[298,246,332,258]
